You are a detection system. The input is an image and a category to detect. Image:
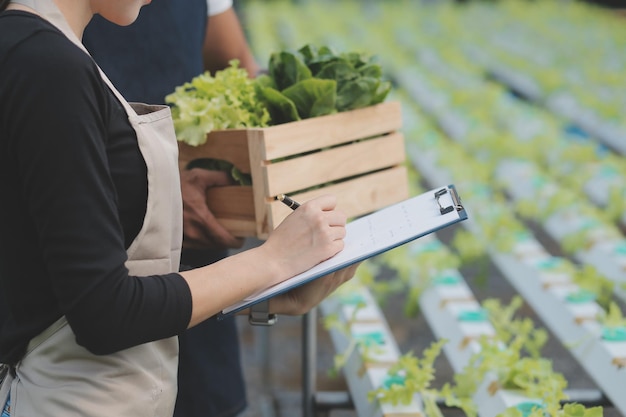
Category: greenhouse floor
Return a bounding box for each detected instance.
[232,235,623,417]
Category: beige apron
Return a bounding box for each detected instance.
[6,1,184,415]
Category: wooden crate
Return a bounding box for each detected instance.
[177,100,409,239]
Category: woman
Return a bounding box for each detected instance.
[83,3,260,416]
[0,0,355,416]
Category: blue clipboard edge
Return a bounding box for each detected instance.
[216,184,468,320]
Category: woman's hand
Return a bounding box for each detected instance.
[181,193,349,325]
[180,168,244,249]
[270,263,360,316]
[261,194,347,280]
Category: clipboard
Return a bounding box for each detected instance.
[217,184,468,319]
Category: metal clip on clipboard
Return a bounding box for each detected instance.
[435,187,464,215]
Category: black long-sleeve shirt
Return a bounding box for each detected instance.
[0,11,192,365]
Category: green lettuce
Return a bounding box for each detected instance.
[257,44,391,122]
[165,60,270,146]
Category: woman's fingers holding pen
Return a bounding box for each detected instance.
[265,194,347,279]
[299,195,347,245]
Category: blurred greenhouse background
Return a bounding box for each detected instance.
[229,1,626,417]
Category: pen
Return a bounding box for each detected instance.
[277,194,301,210]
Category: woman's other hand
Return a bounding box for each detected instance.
[271,263,360,316]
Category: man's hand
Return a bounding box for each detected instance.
[180,168,245,249]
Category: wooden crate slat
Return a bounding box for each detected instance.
[178,130,251,173]
[209,218,256,237]
[267,166,409,232]
[262,101,403,160]
[247,129,272,237]
[204,186,255,237]
[264,132,406,196]
[205,186,254,218]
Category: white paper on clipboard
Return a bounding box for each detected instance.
[218,184,468,318]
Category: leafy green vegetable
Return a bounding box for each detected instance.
[571,265,614,310]
[316,61,356,85]
[598,302,626,329]
[282,78,337,118]
[258,44,391,121]
[483,296,548,358]
[499,401,603,417]
[254,83,300,125]
[166,60,270,146]
[368,339,447,407]
[336,77,379,111]
[167,46,392,181]
[268,51,313,91]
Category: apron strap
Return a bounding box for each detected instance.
[24,317,67,356]
[10,0,39,9]
[9,0,140,118]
